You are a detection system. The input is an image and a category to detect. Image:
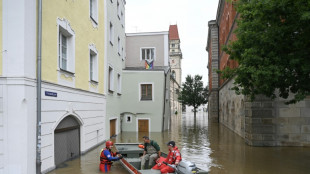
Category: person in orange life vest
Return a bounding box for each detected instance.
[154,141,182,174]
[99,141,123,172]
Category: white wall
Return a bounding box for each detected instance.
[104,0,126,139]
[40,82,106,173]
[1,0,37,173]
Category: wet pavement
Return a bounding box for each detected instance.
[49,111,310,174]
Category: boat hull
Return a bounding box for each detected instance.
[115,143,208,174]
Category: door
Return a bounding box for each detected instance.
[138,119,149,132]
[110,119,116,137]
[54,116,80,167]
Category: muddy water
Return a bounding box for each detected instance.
[49,112,310,174]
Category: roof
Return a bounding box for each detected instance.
[169,25,179,40]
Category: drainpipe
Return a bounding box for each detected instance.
[36,0,42,173]
[162,68,170,131]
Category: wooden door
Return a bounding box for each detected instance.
[138,119,149,132]
[110,119,116,137]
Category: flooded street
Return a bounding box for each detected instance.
[49,112,310,174]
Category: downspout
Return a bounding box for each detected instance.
[36,0,42,173]
[162,68,170,131]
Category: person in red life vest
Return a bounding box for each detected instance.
[153,141,182,173]
[99,141,123,173]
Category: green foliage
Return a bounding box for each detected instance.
[222,0,310,103]
[178,75,208,114]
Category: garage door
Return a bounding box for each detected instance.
[54,116,80,167]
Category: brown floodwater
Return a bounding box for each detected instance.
[49,111,310,174]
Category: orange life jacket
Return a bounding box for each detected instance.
[100,148,113,165]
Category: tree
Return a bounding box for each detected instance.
[178,75,208,117]
[221,0,310,104]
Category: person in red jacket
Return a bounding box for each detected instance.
[154,141,182,174]
[99,141,123,172]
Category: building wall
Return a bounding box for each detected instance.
[42,0,105,93]
[218,0,238,86]
[207,20,219,123]
[0,0,2,76]
[126,32,169,67]
[219,77,245,138]
[105,0,126,140]
[40,82,106,172]
[208,0,310,146]
[121,70,166,132]
[1,0,37,173]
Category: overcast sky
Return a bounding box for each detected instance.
[125,0,219,86]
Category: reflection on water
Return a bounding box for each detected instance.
[50,111,310,174]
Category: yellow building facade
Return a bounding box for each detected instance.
[42,0,105,92]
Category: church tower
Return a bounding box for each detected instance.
[169,25,182,86]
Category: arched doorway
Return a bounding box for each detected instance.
[54,116,80,167]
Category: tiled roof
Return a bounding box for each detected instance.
[169,25,179,40]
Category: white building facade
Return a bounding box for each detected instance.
[104,0,126,139]
[0,0,110,173]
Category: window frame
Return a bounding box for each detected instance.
[139,83,154,101]
[109,22,114,45]
[57,18,75,74]
[108,66,114,92]
[90,0,98,24]
[117,1,121,20]
[140,47,156,61]
[89,47,98,82]
[118,37,121,56]
[117,73,122,94]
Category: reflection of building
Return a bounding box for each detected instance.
[0,0,118,173]
[169,25,182,115]
[105,0,126,139]
[207,0,310,146]
[122,32,171,132]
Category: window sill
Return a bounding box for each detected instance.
[140,99,153,101]
[108,89,114,93]
[118,15,120,20]
[118,52,121,56]
[90,80,99,85]
[59,68,75,76]
[110,41,114,46]
[90,16,98,25]
[117,92,122,96]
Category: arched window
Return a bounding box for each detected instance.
[171,70,176,79]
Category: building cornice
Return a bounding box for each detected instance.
[126,31,169,37]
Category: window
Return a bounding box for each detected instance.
[122,47,124,60]
[117,1,121,19]
[58,18,75,73]
[109,22,114,45]
[171,43,175,48]
[141,84,152,100]
[141,48,155,61]
[89,49,98,82]
[171,70,176,79]
[117,73,121,94]
[172,49,175,52]
[108,66,114,92]
[59,33,67,70]
[121,11,124,27]
[90,0,98,24]
[126,115,132,123]
[118,37,121,55]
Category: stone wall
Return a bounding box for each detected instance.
[208,90,219,123]
[245,94,310,146]
[219,78,245,138]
